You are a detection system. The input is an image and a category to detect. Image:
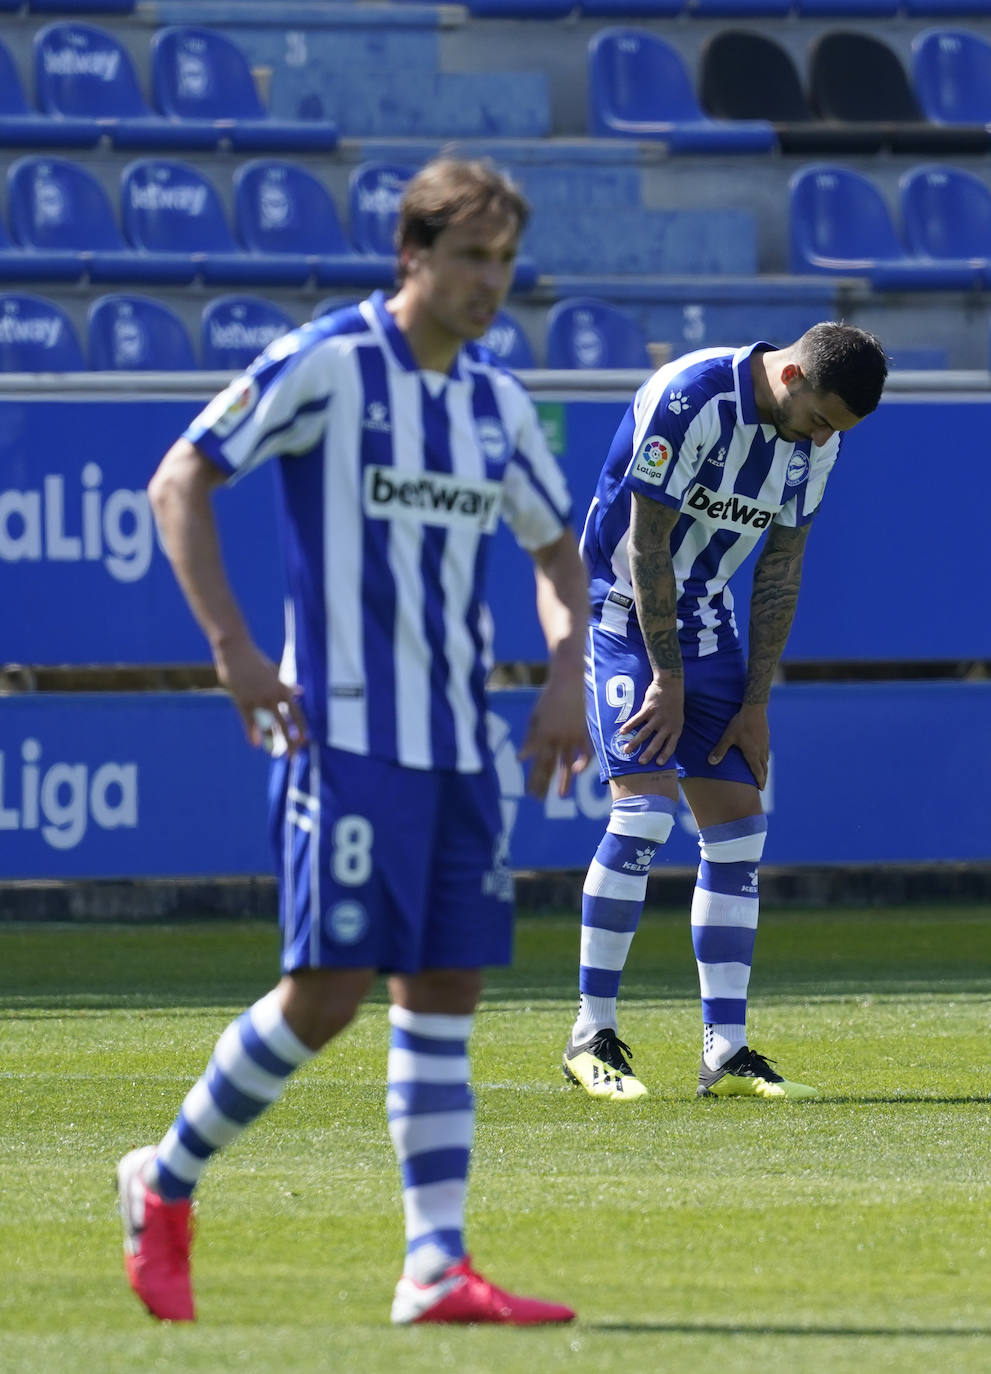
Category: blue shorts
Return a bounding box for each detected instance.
[268,745,514,975]
[585,621,758,787]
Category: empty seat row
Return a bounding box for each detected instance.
[0,23,336,151]
[790,163,991,288]
[591,26,991,153]
[0,290,653,374]
[0,157,423,289]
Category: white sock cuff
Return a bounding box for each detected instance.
[250,989,315,1064]
[389,1005,474,1042]
[698,814,768,862]
[607,794,677,843]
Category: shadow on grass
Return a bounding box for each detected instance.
[587,1321,991,1338]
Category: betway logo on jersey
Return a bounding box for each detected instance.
[685,482,775,531]
[364,466,501,533]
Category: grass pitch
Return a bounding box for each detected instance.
[1,905,989,1374]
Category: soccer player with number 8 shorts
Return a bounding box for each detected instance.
[562,324,887,1103]
[116,157,589,1326]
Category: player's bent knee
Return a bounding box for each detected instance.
[278,968,374,1049]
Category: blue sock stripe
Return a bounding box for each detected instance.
[692,924,757,965]
[239,1013,297,1078]
[702,997,747,1023]
[387,1081,473,1120]
[579,967,622,997]
[595,831,656,872]
[581,892,643,934]
[408,1228,463,1259]
[697,859,760,897]
[698,815,768,845]
[205,1060,270,1126]
[154,1159,195,1201]
[175,1114,216,1160]
[390,1027,468,1058]
[400,1146,470,1190]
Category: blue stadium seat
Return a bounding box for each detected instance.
[34,21,221,150]
[899,164,991,283]
[479,309,536,369]
[545,297,650,370]
[7,155,145,282]
[913,28,991,124]
[788,163,984,289]
[346,161,538,290]
[234,160,392,289]
[797,1,899,13]
[0,292,85,371]
[904,0,991,13]
[201,295,296,371]
[88,293,197,370]
[347,161,414,258]
[121,158,309,286]
[690,0,790,12]
[0,35,100,148]
[579,0,684,13]
[587,28,777,152]
[151,27,338,152]
[29,1,135,11]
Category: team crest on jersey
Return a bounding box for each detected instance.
[475,416,509,464]
[324,901,369,946]
[363,400,391,432]
[201,376,259,438]
[631,434,672,485]
[785,451,811,486]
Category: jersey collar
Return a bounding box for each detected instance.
[733,341,774,426]
[368,289,465,381]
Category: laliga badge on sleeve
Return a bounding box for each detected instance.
[631,434,672,485]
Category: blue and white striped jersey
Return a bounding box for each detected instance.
[185,290,572,772]
[581,342,841,658]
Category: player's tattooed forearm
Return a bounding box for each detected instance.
[745,525,809,703]
[629,495,684,677]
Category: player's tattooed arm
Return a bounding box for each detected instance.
[628,492,684,679]
[745,521,811,704]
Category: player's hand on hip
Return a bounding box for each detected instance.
[519,677,591,799]
[708,703,769,789]
[213,636,309,755]
[619,678,684,767]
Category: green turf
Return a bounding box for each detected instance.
[1,906,990,1374]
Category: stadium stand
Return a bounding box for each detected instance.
[87,292,197,370]
[545,297,651,370]
[150,26,338,151]
[0,291,85,371]
[7,155,144,282]
[200,294,295,370]
[234,159,391,288]
[29,1,135,11]
[899,163,991,283]
[0,34,100,148]
[808,28,990,150]
[912,27,991,123]
[587,28,778,152]
[479,308,536,368]
[788,163,985,288]
[698,30,887,153]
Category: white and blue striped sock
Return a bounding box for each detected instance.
[572,795,676,1045]
[691,815,768,1070]
[387,1005,474,1284]
[151,989,314,1200]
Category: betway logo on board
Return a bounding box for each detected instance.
[685,482,775,531]
[364,466,502,533]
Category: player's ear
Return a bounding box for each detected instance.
[781,362,805,387]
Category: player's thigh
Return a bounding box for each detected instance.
[269,745,438,973]
[585,621,676,784]
[679,649,760,787]
[419,764,514,971]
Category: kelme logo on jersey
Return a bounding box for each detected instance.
[785,452,811,486]
[685,482,775,530]
[630,434,672,485]
[364,466,502,532]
